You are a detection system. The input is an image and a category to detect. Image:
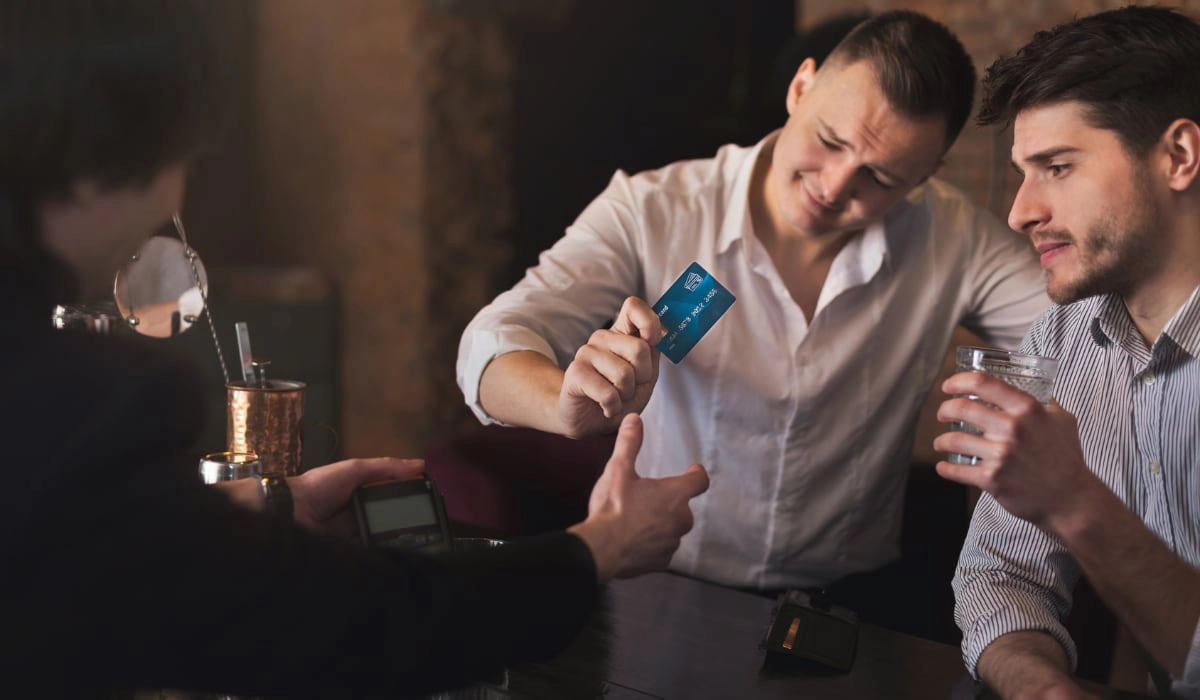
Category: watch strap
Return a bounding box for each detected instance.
[260,474,294,521]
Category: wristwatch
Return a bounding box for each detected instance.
[259,474,294,521]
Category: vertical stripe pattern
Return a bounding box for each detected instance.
[954,285,1200,694]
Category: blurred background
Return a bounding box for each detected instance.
[166,2,1190,683]
[178,0,1196,463]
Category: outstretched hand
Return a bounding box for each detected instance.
[570,413,709,581]
[288,457,426,533]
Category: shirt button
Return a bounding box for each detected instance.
[1149,460,1161,474]
[1142,372,1157,386]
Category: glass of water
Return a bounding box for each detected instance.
[947,346,1059,465]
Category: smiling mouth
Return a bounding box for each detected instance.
[802,186,841,215]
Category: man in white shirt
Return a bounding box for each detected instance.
[938,7,1200,698]
[458,11,1047,606]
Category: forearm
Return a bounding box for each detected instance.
[477,351,566,433]
[66,477,596,696]
[978,630,1076,698]
[1050,482,1200,676]
[567,517,617,583]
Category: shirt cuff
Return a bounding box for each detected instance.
[458,326,559,425]
[961,602,1078,679]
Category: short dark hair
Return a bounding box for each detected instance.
[0,0,226,305]
[825,10,976,151]
[978,6,1200,157]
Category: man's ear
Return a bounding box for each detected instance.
[785,58,818,117]
[1162,118,1200,192]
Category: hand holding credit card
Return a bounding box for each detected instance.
[652,262,736,363]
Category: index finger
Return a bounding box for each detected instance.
[352,457,426,486]
[941,371,1042,414]
[676,463,710,497]
[612,296,665,342]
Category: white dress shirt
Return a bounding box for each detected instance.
[954,286,1200,696]
[458,134,1049,589]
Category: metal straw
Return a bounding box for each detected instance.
[235,321,255,385]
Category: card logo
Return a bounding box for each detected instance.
[683,271,703,292]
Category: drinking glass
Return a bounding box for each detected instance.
[947,346,1059,465]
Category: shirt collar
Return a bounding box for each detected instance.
[1090,293,1129,348]
[1161,283,1200,358]
[716,133,773,256]
[1089,284,1200,359]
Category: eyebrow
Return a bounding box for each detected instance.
[817,119,907,186]
[1011,146,1080,175]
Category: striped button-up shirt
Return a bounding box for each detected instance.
[954,284,1200,695]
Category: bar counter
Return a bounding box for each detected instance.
[440,571,1153,700]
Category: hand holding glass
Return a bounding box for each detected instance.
[946,346,1059,465]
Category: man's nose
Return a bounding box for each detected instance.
[822,162,856,206]
[1008,181,1049,233]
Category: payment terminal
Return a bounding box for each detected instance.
[352,477,453,553]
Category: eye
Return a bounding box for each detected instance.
[868,171,896,191]
[817,134,839,151]
[1047,163,1069,177]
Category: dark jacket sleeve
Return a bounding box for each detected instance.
[1,334,598,698]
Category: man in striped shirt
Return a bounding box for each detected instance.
[933,7,1200,699]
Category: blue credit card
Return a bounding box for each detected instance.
[652,262,736,364]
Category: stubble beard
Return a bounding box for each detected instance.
[1047,175,1162,305]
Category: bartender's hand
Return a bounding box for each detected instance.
[557,296,663,439]
[289,457,426,533]
[568,413,709,582]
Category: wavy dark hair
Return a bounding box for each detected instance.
[0,0,226,306]
[825,10,976,152]
[978,6,1200,156]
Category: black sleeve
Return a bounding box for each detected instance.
[3,355,597,698]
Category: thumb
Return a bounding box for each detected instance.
[606,413,644,484]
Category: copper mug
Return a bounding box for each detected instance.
[226,380,306,476]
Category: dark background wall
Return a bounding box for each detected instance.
[181,0,796,459]
[503,1,794,287]
[179,0,1199,461]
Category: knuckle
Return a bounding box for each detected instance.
[1011,399,1039,420]
[960,373,985,392]
[992,441,1014,463]
[994,415,1019,442]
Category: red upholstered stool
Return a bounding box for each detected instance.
[424,425,615,538]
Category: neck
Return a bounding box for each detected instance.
[750,138,859,264]
[1123,213,1200,345]
[1124,276,1200,346]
